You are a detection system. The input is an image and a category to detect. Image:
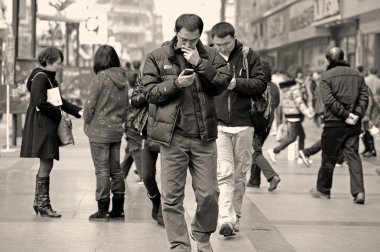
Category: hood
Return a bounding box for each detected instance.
[26,68,56,92]
[103,67,128,90]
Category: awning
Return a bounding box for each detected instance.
[311,14,343,27]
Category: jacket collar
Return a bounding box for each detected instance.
[327,60,350,71]
[168,36,209,64]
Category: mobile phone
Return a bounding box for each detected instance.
[183,68,194,75]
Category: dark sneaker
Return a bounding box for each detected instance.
[268,175,281,192]
[247,182,260,188]
[219,223,235,237]
[353,192,365,204]
[298,150,311,167]
[309,188,330,199]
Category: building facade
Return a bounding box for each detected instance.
[242,0,380,74]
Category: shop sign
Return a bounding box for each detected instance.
[290,0,315,31]
[266,10,289,48]
[314,0,339,21]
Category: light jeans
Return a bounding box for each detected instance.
[216,127,254,225]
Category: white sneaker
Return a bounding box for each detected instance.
[267,148,277,163]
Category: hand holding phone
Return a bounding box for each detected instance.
[177,69,195,88]
[183,68,195,75]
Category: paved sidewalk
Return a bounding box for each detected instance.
[1,118,380,251]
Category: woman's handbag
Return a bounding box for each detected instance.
[58,112,74,146]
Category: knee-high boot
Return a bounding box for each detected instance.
[36,176,61,218]
[33,175,38,214]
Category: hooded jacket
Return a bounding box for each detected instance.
[141,37,231,145]
[83,67,129,143]
[320,61,369,127]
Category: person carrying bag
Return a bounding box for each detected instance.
[20,47,83,218]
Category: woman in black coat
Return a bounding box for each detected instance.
[20,47,82,217]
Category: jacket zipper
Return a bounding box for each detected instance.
[228,66,235,125]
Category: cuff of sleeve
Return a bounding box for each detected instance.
[194,58,202,68]
[342,110,350,120]
[173,78,183,90]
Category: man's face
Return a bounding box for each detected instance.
[212,35,235,57]
[176,28,201,49]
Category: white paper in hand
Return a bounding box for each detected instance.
[47,87,63,106]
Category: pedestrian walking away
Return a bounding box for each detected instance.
[310,47,369,204]
[83,45,129,221]
[141,13,231,252]
[210,22,266,238]
[248,61,281,192]
[20,47,83,218]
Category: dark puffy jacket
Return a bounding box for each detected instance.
[213,40,266,126]
[320,61,369,127]
[141,37,231,145]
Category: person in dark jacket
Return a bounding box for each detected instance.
[310,47,369,204]
[20,47,82,218]
[131,76,164,226]
[83,45,129,221]
[141,14,231,252]
[210,21,266,237]
[247,61,281,191]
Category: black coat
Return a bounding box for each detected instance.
[20,68,82,160]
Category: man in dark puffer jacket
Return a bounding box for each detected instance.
[141,14,231,252]
[310,47,369,204]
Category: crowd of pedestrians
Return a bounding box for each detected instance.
[19,13,380,252]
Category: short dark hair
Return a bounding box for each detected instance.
[210,22,235,38]
[175,14,203,34]
[357,65,364,73]
[369,68,378,75]
[93,45,120,74]
[326,47,344,62]
[38,47,64,67]
[125,62,131,68]
[261,61,272,82]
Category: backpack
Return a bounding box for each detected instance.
[242,46,272,120]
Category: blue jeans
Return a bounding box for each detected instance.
[89,141,125,201]
[160,134,219,251]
